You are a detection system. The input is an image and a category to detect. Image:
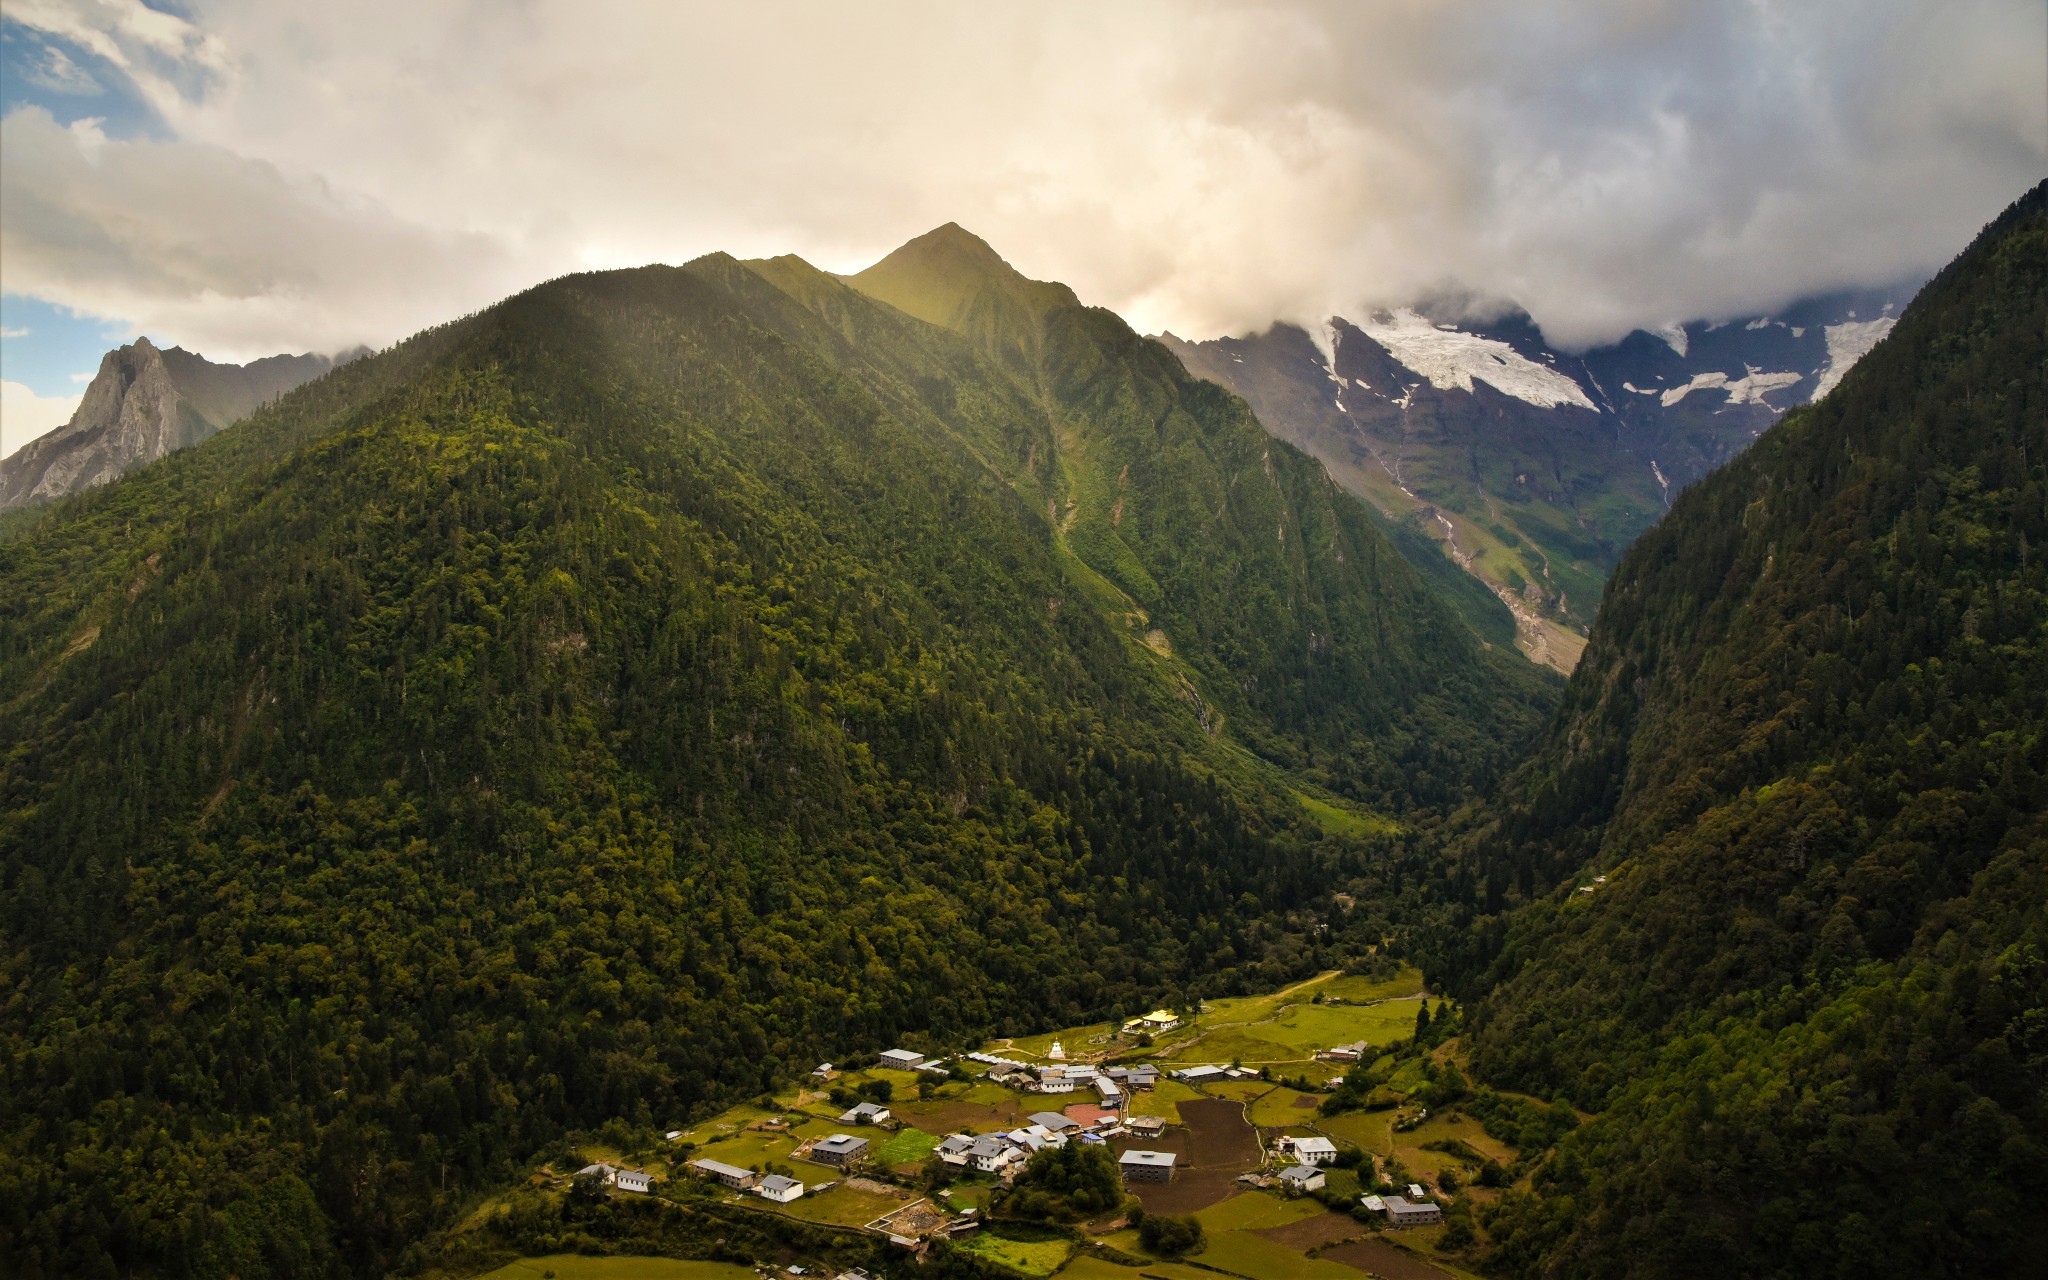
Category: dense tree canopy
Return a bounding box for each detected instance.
[1428,182,2048,1278]
[0,241,1551,1279]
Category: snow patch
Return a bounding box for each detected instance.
[1660,367,1804,408]
[1653,323,1689,357]
[1745,317,1772,330]
[1813,317,1896,399]
[1355,309,1596,410]
[1622,381,1657,395]
[1790,326,1805,338]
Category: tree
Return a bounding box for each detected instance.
[1138,1213,1206,1257]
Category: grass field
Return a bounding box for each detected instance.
[1056,1254,1214,1280]
[955,1231,1073,1277]
[1192,1190,1325,1232]
[1195,1228,1366,1279]
[478,1258,759,1280]
[777,1182,908,1228]
[875,1126,941,1166]
[1247,1085,1323,1127]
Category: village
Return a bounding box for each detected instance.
[473,967,1521,1280]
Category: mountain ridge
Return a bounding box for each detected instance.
[0,336,355,510]
[1164,279,1917,669]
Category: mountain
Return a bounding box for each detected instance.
[0,337,352,510]
[1432,183,2046,1276]
[0,231,1553,1278]
[1163,283,1914,669]
[844,224,1558,804]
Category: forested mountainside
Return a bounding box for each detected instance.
[844,225,1555,803]
[0,338,349,509]
[1165,282,1912,669]
[0,233,1551,1279]
[1430,182,2047,1277]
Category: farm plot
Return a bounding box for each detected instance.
[874,1126,941,1168]
[1321,1237,1457,1280]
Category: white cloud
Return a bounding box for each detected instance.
[22,44,103,95]
[0,327,29,339]
[0,0,2041,361]
[0,380,82,459]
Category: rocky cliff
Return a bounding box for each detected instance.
[0,338,346,509]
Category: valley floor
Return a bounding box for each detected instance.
[429,968,1522,1280]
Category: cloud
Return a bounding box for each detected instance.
[21,44,103,95]
[0,327,29,339]
[0,0,2041,362]
[0,379,82,458]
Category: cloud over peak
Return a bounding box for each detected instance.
[1,0,2041,365]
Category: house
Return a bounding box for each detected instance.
[1064,1064,1099,1081]
[1277,1165,1325,1195]
[812,1063,835,1079]
[1172,1064,1228,1084]
[689,1158,759,1190]
[1122,1065,1159,1089]
[1290,1136,1338,1166]
[614,1168,653,1194]
[1382,1196,1443,1227]
[810,1134,871,1168]
[840,1101,891,1124]
[1127,1115,1168,1137]
[1030,1111,1083,1135]
[1035,1068,1077,1094]
[935,1134,978,1165]
[968,1135,1020,1173]
[576,1163,618,1185]
[1119,1150,1176,1182]
[1317,1041,1369,1063]
[878,1048,925,1070]
[1095,1076,1123,1105]
[1407,1182,1426,1199]
[1361,1194,1385,1212]
[1122,1009,1182,1036]
[756,1174,804,1203]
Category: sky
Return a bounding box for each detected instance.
[1,0,2043,457]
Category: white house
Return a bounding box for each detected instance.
[968,1135,1020,1173]
[935,1134,977,1166]
[1292,1136,1338,1166]
[1277,1165,1324,1195]
[756,1174,804,1203]
[1172,1064,1228,1084]
[1035,1069,1077,1094]
[840,1101,891,1124]
[878,1049,925,1070]
[614,1168,653,1194]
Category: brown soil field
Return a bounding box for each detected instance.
[1254,1210,1366,1250]
[1126,1167,1241,1215]
[1111,1128,1191,1159]
[890,1096,1029,1133]
[1174,1098,1260,1168]
[1293,1094,1322,1109]
[1322,1238,1453,1280]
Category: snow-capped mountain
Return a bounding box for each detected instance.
[1160,283,1913,670]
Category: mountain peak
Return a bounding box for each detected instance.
[845,223,1078,343]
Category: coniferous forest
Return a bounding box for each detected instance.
[0,143,2040,1280]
